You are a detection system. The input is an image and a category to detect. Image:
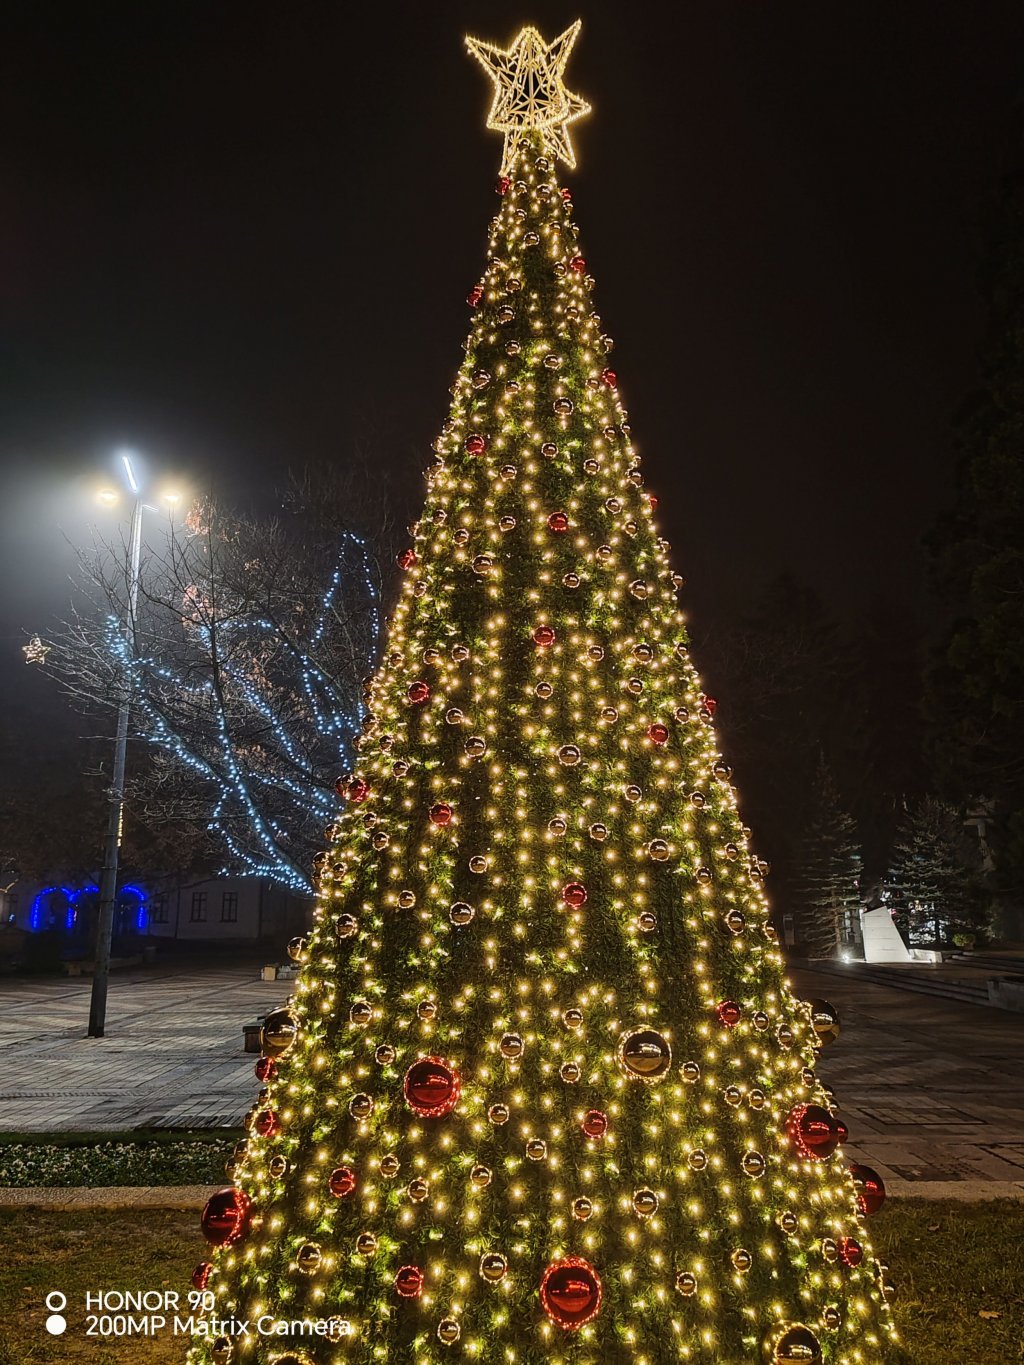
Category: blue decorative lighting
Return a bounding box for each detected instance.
[120,883,148,932]
[98,532,379,894]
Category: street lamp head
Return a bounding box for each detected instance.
[119,450,140,493]
[161,489,183,507]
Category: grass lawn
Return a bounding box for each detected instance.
[0,1198,1020,1361]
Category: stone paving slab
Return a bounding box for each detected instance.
[1,962,1023,1192]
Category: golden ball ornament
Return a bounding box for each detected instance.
[296,1242,322,1275]
[637,911,658,932]
[260,1008,298,1058]
[480,1252,508,1282]
[562,1007,584,1029]
[675,1271,697,1297]
[375,1043,396,1065]
[589,822,608,841]
[742,1151,766,1177]
[450,901,475,926]
[619,1027,672,1082]
[572,1196,593,1220]
[468,856,488,874]
[407,1178,429,1203]
[437,1319,461,1345]
[379,1154,400,1178]
[336,913,358,938]
[349,1093,373,1120]
[355,1232,378,1257]
[268,1155,289,1179]
[286,936,307,962]
[470,1164,493,1189]
[806,998,841,1047]
[211,1339,233,1364]
[633,1187,659,1218]
[417,999,438,1021]
[731,1248,752,1273]
[349,1000,372,1026]
[499,1032,524,1058]
[765,1324,823,1364]
[559,1061,581,1083]
[465,735,487,756]
[682,1060,701,1083]
[398,890,416,909]
[488,1103,510,1125]
[526,1138,547,1161]
[688,1149,708,1171]
[648,839,670,861]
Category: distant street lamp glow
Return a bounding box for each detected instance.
[97,488,119,508]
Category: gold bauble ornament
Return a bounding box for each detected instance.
[675,1271,697,1297]
[633,1187,658,1218]
[572,1197,593,1220]
[296,1242,322,1275]
[500,1032,524,1058]
[437,1319,461,1345]
[619,1027,672,1082]
[470,1164,493,1189]
[480,1252,508,1282]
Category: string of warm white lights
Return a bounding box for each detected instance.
[188,22,898,1365]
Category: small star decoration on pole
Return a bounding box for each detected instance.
[466,21,591,176]
[22,635,50,665]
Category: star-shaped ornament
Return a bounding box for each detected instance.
[466,21,591,176]
[22,635,50,665]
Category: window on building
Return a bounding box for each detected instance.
[151,895,169,924]
[221,891,238,923]
[190,891,207,922]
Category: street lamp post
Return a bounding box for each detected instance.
[87,452,180,1039]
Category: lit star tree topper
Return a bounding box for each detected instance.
[466,21,591,175]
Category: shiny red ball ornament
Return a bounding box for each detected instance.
[716,999,742,1027]
[346,776,369,803]
[403,1056,462,1118]
[533,624,556,647]
[649,494,659,509]
[497,175,511,195]
[601,367,617,387]
[429,802,453,826]
[253,1109,279,1138]
[191,1262,213,1292]
[837,1236,864,1268]
[569,255,587,274]
[407,681,430,705]
[201,1188,251,1246]
[787,1103,848,1160]
[465,433,488,456]
[561,881,588,909]
[328,1165,357,1199]
[397,548,418,570]
[703,695,718,715]
[850,1163,886,1216]
[581,1109,608,1139]
[254,1056,277,1082]
[467,284,483,307]
[548,511,570,533]
[647,722,669,746]
[540,1256,602,1330]
[395,1264,424,1298]
[561,187,572,201]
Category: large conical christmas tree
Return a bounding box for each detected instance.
[190,23,900,1365]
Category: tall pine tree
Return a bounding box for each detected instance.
[189,25,899,1365]
[794,762,863,959]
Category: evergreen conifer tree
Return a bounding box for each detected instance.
[190,24,900,1365]
[888,796,988,947]
[793,763,863,959]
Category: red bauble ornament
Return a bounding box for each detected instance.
[397,548,417,570]
[561,881,588,909]
[561,187,572,201]
[429,802,453,826]
[254,1056,277,1082]
[403,1056,462,1118]
[346,777,369,803]
[716,999,742,1027]
[465,433,488,456]
[253,1109,279,1138]
[837,1236,864,1268]
[201,1188,251,1246]
[328,1166,357,1199]
[600,367,617,387]
[407,681,430,705]
[467,284,484,307]
[581,1109,608,1139]
[703,695,718,715]
[497,175,511,195]
[547,511,570,533]
[533,624,556,647]
[396,1265,424,1298]
[787,1104,848,1160]
[649,494,659,509]
[850,1163,886,1215]
[569,255,587,274]
[540,1257,602,1330]
[647,722,669,746]
[191,1262,213,1292]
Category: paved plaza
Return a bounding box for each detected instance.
[0,960,1022,1193]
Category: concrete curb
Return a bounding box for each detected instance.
[2,1180,1024,1209]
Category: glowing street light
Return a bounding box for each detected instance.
[88,449,185,1039]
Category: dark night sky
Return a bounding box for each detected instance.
[3,0,1024,721]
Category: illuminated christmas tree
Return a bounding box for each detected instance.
[190,22,900,1365]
